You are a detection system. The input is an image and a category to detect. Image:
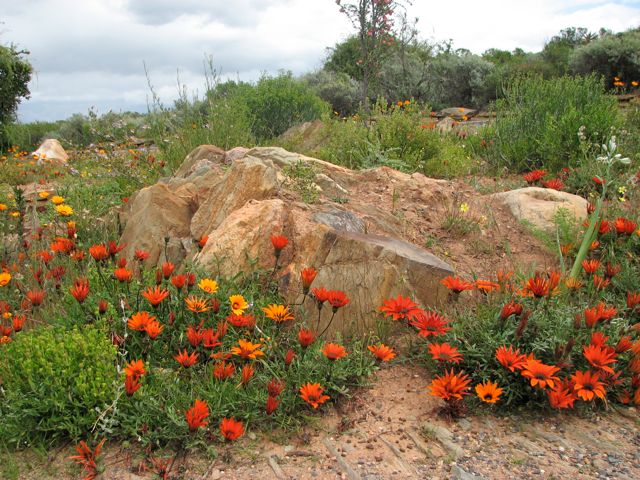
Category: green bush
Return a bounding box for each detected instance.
[0,325,118,445]
[303,69,361,115]
[481,74,620,172]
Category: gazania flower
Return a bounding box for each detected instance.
[592,275,610,290]
[524,273,551,298]
[440,276,474,294]
[161,262,174,278]
[615,217,637,235]
[220,417,244,441]
[113,267,133,283]
[615,336,633,353]
[300,382,330,408]
[12,314,25,332]
[125,375,141,396]
[185,295,209,313]
[428,369,471,401]
[379,295,422,321]
[270,235,288,253]
[69,438,105,480]
[327,290,349,310]
[70,278,90,304]
[186,325,204,347]
[285,349,295,366]
[175,349,199,368]
[564,277,583,290]
[142,286,169,306]
[367,344,396,362]
[124,359,146,378]
[298,328,316,348]
[428,342,463,363]
[227,313,255,329]
[572,370,606,401]
[197,235,208,249]
[198,278,218,294]
[267,379,286,397]
[312,287,330,306]
[0,271,11,287]
[265,395,279,414]
[230,339,265,359]
[627,292,640,310]
[409,310,450,337]
[522,169,546,183]
[229,294,248,315]
[263,304,294,322]
[240,364,255,385]
[128,311,154,331]
[201,329,221,349]
[26,289,46,306]
[583,344,617,374]
[500,301,523,320]
[89,244,109,261]
[520,358,560,389]
[50,195,65,205]
[542,178,564,190]
[604,263,621,279]
[55,204,73,216]
[322,343,347,361]
[547,381,577,409]
[171,274,187,289]
[476,279,500,294]
[475,381,503,404]
[144,320,164,339]
[581,259,601,275]
[300,267,317,293]
[185,399,209,431]
[213,361,235,380]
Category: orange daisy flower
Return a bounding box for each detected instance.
[220,417,244,441]
[128,311,155,331]
[300,382,330,408]
[409,310,450,337]
[379,295,422,321]
[124,359,146,378]
[213,361,236,380]
[185,295,210,313]
[300,267,317,293]
[428,369,471,401]
[262,304,294,322]
[583,344,617,374]
[428,342,463,363]
[520,358,560,389]
[572,370,606,401]
[230,339,265,359]
[185,399,209,431]
[475,381,503,404]
[322,343,347,361]
[367,344,396,362]
[142,286,169,307]
[440,276,474,294]
[174,349,199,368]
[70,278,90,304]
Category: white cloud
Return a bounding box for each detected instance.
[1,0,637,121]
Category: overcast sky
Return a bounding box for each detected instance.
[2,0,639,122]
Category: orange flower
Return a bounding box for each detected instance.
[213,361,236,380]
[500,301,523,320]
[428,369,471,401]
[240,364,255,385]
[26,289,46,306]
[312,287,330,306]
[615,217,637,235]
[89,244,109,261]
[592,275,610,290]
[144,320,164,339]
[128,311,154,331]
[322,343,347,361]
[12,314,25,332]
[220,417,244,441]
[604,262,621,279]
[265,395,279,414]
[475,381,503,404]
[171,274,187,289]
[564,277,583,290]
[300,382,330,408]
[547,381,577,409]
[285,348,296,365]
[572,370,606,401]
[300,267,317,293]
[475,279,500,294]
[70,278,90,304]
[367,344,396,362]
[161,262,174,279]
[524,273,551,298]
[581,259,601,275]
[185,295,209,313]
[124,359,146,378]
[174,349,199,368]
[262,304,294,322]
[440,276,474,294]
[327,290,349,310]
[134,249,150,261]
[379,295,422,321]
[583,344,617,374]
[186,325,204,347]
[267,378,285,397]
[270,234,289,252]
[428,342,463,363]
[298,328,316,348]
[197,235,208,249]
[125,375,141,396]
[523,169,546,183]
[520,358,560,389]
[409,310,450,337]
[142,286,169,307]
[230,339,265,359]
[113,267,133,283]
[226,313,255,329]
[185,399,209,431]
[69,438,106,480]
[542,178,564,190]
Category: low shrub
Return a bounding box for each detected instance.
[0,325,118,445]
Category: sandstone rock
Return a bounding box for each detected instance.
[438,107,476,120]
[492,187,588,233]
[33,139,68,164]
[436,117,456,133]
[225,146,250,163]
[174,145,225,178]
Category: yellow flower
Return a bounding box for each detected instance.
[9,211,20,218]
[632,81,638,87]
[262,304,295,322]
[67,221,76,229]
[55,204,73,216]
[198,278,218,294]
[459,202,469,213]
[51,195,65,205]
[38,191,50,199]
[0,271,11,287]
[2,312,11,319]
[229,294,248,315]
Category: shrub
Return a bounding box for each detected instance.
[0,325,118,445]
[302,69,361,116]
[481,74,620,172]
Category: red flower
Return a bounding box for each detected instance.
[581,259,601,275]
[523,170,546,183]
[542,178,564,190]
[627,292,640,310]
[583,344,617,374]
[113,267,133,283]
[409,310,450,337]
[240,364,255,385]
[322,343,347,361]
[201,329,221,349]
[197,235,208,249]
[440,276,474,294]
[144,320,164,340]
[524,271,559,298]
[547,381,577,409]
[69,439,106,480]
[107,241,124,257]
[300,267,317,293]
[142,286,169,306]
[98,300,109,314]
[161,262,174,279]
[495,345,526,372]
[26,289,46,306]
[213,361,235,380]
[186,325,204,347]
[70,278,90,304]
[327,290,349,310]
[379,295,422,321]
[124,359,146,378]
[604,263,621,279]
[298,328,316,348]
[428,369,471,401]
[227,313,255,329]
[284,349,295,366]
[134,249,150,261]
[311,287,330,306]
[300,382,330,408]
[89,244,109,261]
[171,274,187,289]
[185,399,209,431]
[592,275,610,290]
[500,301,523,320]
[265,395,279,415]
[520,358,561,389]
[616,336,633,353]
[175,350,199,368]
[12,314,25,332]
[124,375,141,396]
[270,235,289,253]
[220,417,244,441]
[367,344,396,362]
[267,379,285,397]
[428,343,463,363]
[615,217,637,235]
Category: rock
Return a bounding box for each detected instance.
[492,187,588,233]
[32,139,68,164]
[225,146,250,163]
[449,465,487,480]
[436,117,456,133]
[280,120,326,152]
[173,145,225,178]
[438,107,477,120]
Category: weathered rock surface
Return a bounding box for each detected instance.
[32,139,69,164]
[119,145,454,333]
[492,187,588,232]
[438,107,476,120]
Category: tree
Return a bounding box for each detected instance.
[542,27,596,76]
[335,0,409,112]
[0,44,32,146]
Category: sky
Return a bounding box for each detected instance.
[1,0,639,122]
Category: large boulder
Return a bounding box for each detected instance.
[492,187,588,232]
[33,139,68,164]
[173,145,225,179]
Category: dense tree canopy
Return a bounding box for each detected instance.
[0,44,32,144]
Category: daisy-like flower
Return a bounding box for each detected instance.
[113,267,133,283]
[583,344,617,374]
[522,169,546,183]
[128,311,155,331]
[175,349,199,368]
[185,295,210,313]
[500,301,523,320]
[581,259,601,275]
[300,267,317,293]
[475,381,503,404]
[615,217,637,235]
[50,195,65,205]
[124,359,146,378]
[229,294,248,315]
[547,381,577,409]
[230,339,265,359]
[270,235,289,253]
[142,286,169,307]
[327,290,349,311]
[0,271,11,287]
[440,276,474,294]
[198,278,218,294]
[55,204,73,216]
[300,382,330,408]
[263,304,294,322]
[298,328,316,348]
[495,345,526,372]
[368,343,396,362]
[212,361,235,380]
[220,418,244,441]
[428,369,471,401]
[379,295,422,321]
[428,342,463,363]
[70,278,90,304]
[409,310,450,337]
[185,399,209,431]
[572,370,606,401]
[322,343,347,361]
[520,358,561,389]
[89,244,109,261]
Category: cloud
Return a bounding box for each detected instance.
[3,0,638,122]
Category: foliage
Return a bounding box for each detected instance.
[541,27,597,77]
[302,69,361,116]
[0,325,118,445]
[0,45,33,147]
[480,74,620,172]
